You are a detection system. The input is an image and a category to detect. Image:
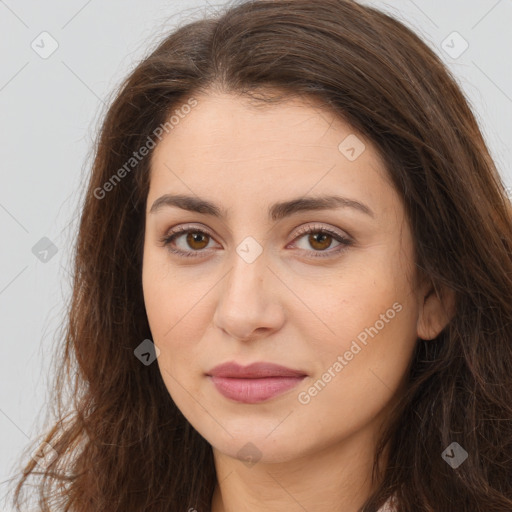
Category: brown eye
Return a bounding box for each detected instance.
[307,232,333,251]
[186,232,210,250]
[160,226,218,258]
[290,225,352,258]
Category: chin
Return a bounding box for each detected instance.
[212,437,305,466]
[197,419,318,466]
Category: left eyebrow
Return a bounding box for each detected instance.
[269,195,374,220]
[148,193,375,220]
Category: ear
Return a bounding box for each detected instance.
[416,281,456,340]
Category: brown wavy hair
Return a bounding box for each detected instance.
[9,0,512,510]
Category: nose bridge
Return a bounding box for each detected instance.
[213,240,282,339]
[224,242,267,304]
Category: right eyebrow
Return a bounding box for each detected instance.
[148,193,375,220]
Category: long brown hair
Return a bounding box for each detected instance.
[9,0,512,510]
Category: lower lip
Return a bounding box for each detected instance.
[209,375,306,403]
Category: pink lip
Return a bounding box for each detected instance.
[206,362,307,403]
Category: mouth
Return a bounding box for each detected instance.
[206,361,308,404]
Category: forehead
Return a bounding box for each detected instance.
[148,91,396,220]
[153,91,358,159]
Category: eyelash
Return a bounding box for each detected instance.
[158,224,353,259]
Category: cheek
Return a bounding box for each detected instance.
[143,274,208,411]
[298,259,418,395]
[296,269,403,351]
[326,299,417,410]
[142,267,172,341]
[142,246,192,337]
[294,304,417,442]
[142,249,210,375]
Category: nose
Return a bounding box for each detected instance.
[212,250,285,341]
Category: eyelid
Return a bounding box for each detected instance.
[289,222,351,241]
[285,223,353,259]
[157,223,221,259]
[165,223,215,238]
[159,222,353,258]
[162,222,351,243]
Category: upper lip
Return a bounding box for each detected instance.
[207,361,307,378]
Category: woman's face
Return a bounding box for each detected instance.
[142,91,443,465]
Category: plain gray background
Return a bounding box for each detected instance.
[1,0,511,508]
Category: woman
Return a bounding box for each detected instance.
[10,0,512,510]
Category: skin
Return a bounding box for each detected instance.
[142,90,453,512]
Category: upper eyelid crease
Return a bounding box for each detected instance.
[161,224,352,260]
[165,222,348,239]
[149,193,374,220]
